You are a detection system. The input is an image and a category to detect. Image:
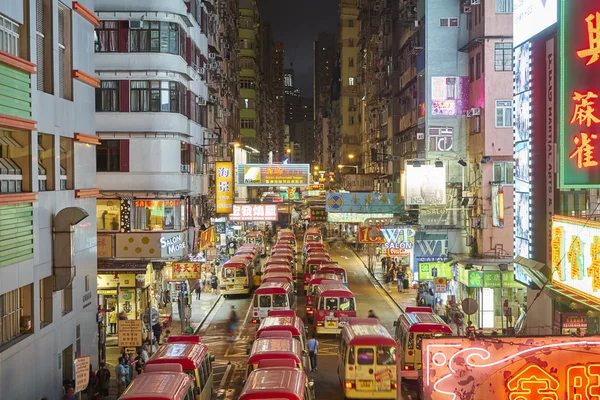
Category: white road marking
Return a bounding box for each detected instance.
[218,363,233,391]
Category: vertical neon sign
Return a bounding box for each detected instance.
[559,1,600,188]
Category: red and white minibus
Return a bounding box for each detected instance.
[246,337,306,378]
[313,282,357,334]
[239,367,315,400]
[393,307,453,378]
[303,254,331,292]
[317,264,348,286]
[256,314,308,351]
[246,231,265,255]
[304,228,322,243]
[220,256,254,296]
[120,366,196,400]
[305,274,340,321]
[145,341,214,400]
[263,264,293,276]
[338,319,397,399]
[251,282,296,323]
[261,272,295,286]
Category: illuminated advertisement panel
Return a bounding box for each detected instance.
[405,164,446,206]
[327,213,393,224]
[514,41,533,258]
[422,337,600,400]
[559,1,600,188]
[215,162,234,213]
[229,204,278,222]
[551,216,600,301]
[514,0,558,46]
[236,164,310,187]
[430,76,468,117]
[325,193,403,213]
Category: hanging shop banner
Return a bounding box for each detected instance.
[422,336,600,400]
[229,204,279,221]
[160,232,186,258]
[97,274,136,289]
[418,261,453,281]
[405,164,446,205]
[342,174,376,192]
[358,227,386,244]
[327,213,394,224]
[458,268,483,287]
[216,162,234,213]
[380,227,416,258]
[491,184,505,228]
[326,192,403,213]
[414,232,448,262]
[164,262,202,281]
[117,320,143,348]
[551,216,600,301]
[310,208,328,223]
[198,227,215,252]
[481,271,523,288]
[559,0,600,188]
[236,164,310,187]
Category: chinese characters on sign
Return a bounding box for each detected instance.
[236,164,310,187]
[117,320,143,348]
[229,204,278,222]
[74,356,90,393]
[560,2,600,188]
[422,337,600,400]
[167,262,201,280]
[310,208,328,223]
[216,162,233,213]
[552,216,600,298]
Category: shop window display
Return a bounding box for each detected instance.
[131,199,185,231]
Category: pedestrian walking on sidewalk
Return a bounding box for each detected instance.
[195,285,202,301]
[211,274,218,294]
[375,246,381,261]
[116,357,128,397]
[96,361,111,399]
[109,309,117,334]
[307,333,319,371]
[397,268,405,293]
[228,306,239,341]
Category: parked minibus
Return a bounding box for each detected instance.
[145,341,214,400]
[256,315,308,352]
[304,228,322,243]
[251,282,296,323]
[318,264,348,286]
[303,254,331,292]
[246,337,305,378]
[246,231,265,255]
[120,366,196,400]
[261,272,295,286]
[393,307,453,378]
[305,274,340,321]
[220,257,254,296]
[263,264,293,276]
[338,319,397,399]
[239,367,315,400]
[313,282,357,334]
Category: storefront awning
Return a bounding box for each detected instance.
[514,256,600,313]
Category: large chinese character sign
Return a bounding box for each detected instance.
[559,1,600,188]
[216,162,234,213]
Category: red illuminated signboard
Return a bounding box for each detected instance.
[421,337,600,399]
[559,1,600,188]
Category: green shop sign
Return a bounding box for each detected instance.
[482,271,523,288]
[418,262,453,280]
[458,268,483,287]
[280,191,299,201]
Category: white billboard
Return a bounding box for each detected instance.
[405,164,446,205]
[514,0,557,46]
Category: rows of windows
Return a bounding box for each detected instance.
[0,14,20,56]
[130,81,187,114]
[96,197,188,232]
[0,285,32,349]
[95,21,186,57]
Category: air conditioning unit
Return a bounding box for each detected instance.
[414,20,423,29]
[197,96,206,105]
[129,20,143,29]
[385,139,392,146]
[470,0,480,4]
[410,46,424,55]
[180,165,190,173]
[471,107,481,116]
[374,6,380,12]
[211,62,219,69]
[466,109,474,118]
[416,132,425,140]
[225,43,230,49]
[210,94,218,102]
[385,182,392,188]
[197,67,205,75]
[463,5,472,13]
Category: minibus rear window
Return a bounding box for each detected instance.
[357,348,374,365]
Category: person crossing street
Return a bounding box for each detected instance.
[307,333,319,372]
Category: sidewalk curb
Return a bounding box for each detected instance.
[349,247,404,311]
[194,294,222,335]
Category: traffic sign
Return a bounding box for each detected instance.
[435,277,447,293]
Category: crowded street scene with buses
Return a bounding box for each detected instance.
[3,0,600,399]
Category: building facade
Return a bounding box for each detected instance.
[0,0,99,398]
[94,0,216,345]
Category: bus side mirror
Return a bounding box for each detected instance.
[393,321,398,326]
[209,354,215,362]
[193,387,201,395]
[304,327,309,334]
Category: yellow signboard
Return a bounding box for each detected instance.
[164,262,202,281]
[97,274,136,289]
[216,162,234,213]
[118,320,143,347]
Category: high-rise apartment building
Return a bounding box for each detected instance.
[0,0,99,397]
[313,32,336,168]
[272,42,285,158]
[339,0,360,171]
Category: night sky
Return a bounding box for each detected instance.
[258,0,339,97]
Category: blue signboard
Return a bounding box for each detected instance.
[325,193,404,213]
